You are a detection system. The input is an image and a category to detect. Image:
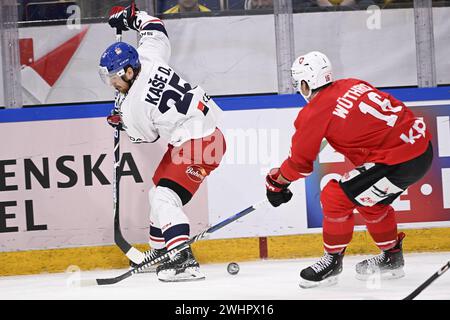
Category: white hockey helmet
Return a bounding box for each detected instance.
[291,51,333,100]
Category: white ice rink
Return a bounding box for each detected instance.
[1,252,449,300]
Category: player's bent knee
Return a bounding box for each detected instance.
[320,179,339,199]
[148,186,189,225]
[320,179,355,216]
[150,186,183,210]
[357,205,393,224]
[320,179,345,206]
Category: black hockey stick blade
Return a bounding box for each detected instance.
[78,200,268,286]
[403,261,450,300]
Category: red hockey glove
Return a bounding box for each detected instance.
[265,168,293,207]
[107,108,124,131]
[108,3,138,32]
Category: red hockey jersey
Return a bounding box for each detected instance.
[280,78,431,182]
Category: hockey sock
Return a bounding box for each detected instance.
[149,223,166,250]
[323,213,354,254]
[162,224,190,251]
[321,180,356,254]
[149,186,190,251]
[358,205,398,251]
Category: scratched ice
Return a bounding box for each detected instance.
[0,252,448,300]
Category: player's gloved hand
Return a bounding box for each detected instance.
[107,108,124,131]
[265,168,293,207]
[108,3,139,32]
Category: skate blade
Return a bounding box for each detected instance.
[355,268,405,281]
[158,268,206,282]
[158,275,206,283]
[299,275,339,289]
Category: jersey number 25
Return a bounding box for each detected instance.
[159,73,194,115]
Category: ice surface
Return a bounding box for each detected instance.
[0,252,448,300]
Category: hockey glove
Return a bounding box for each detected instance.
[265,168,293,207]
[107,108,124,131]
[108,3,138,32]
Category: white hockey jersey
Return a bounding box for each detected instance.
[117,12,222,146]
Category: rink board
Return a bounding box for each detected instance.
[0,88,450,275]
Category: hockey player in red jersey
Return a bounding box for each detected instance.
[100,4,226,282]
[265,51,433,288]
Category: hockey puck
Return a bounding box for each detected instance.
[227,262,240,275]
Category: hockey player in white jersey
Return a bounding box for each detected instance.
[99,3,226,282]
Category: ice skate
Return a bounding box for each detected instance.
[299,250,344,289]
[156,246,205,282]
[129,247,167,273]
[355,232,405,280]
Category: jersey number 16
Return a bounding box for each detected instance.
[358,92,403,127]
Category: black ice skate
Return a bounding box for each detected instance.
[299,250,345,289]
[355,232,405,280]
[156,246,205,282]
[129,247,167,273]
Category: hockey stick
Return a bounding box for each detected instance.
[112,28,146,265]
[76,199,269,286]
[402,261,450,300]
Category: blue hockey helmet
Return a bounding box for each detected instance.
[99,42,141,85]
